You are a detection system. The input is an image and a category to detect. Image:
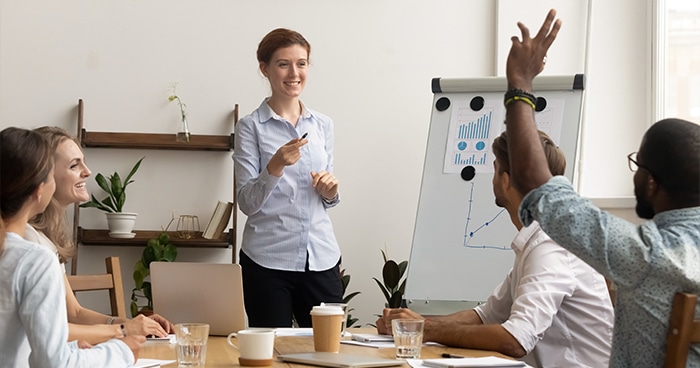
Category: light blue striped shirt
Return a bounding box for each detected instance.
[233,99,340,272]
[520,176,700,368]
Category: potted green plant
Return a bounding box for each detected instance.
[340,268,361,328]
[373,249,408,308]
[130,232,177,317]
[79,157,144,238]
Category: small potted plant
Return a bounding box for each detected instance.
[79,157,144,238]
[373,249,408,308]
[131,232,177,317]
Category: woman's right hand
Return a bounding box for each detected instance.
[119,335,145,363]
[266,137,308,177]
[123,314,168,338]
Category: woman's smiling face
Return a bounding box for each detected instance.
[53,139,91,207]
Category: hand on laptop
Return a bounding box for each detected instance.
[149,313,176,334]
[124,314,170,337]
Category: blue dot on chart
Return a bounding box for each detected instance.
[457,141,467,151]
[476,141,486,150]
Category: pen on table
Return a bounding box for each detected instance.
[441,353,465,358]
[301,132,308,139]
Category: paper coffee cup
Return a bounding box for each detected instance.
[310,305,344,352]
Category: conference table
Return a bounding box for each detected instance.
[139,328,511,367]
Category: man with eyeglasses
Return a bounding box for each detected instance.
[503,9,700,368]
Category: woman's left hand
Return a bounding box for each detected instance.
[310,171,338,200]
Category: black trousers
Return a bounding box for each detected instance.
[239,250,343,327]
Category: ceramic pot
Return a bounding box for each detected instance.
[106,212,137,238]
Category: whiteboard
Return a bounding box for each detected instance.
[405,75,584,315]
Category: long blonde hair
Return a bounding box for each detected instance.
[29,126,80,263]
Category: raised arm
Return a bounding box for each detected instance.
[505,9,562,195]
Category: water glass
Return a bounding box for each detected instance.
[176,323,209,366]
[391,319,424,359]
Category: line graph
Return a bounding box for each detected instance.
[463,182,509,250]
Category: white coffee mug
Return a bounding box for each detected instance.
[227,329,275,366]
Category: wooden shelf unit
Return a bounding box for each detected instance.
[80,130,234,151]
[77,227,233,248]
[71,99,239,274]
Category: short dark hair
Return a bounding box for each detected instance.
[639,118,700,206]
[257,28,311,65]
[492,130,566,177]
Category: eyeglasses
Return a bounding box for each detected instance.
[627,152,652,174]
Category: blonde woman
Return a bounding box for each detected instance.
[28,126,174,344]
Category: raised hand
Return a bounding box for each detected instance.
[506,8,562,91]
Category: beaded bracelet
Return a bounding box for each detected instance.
[504,89,536,109]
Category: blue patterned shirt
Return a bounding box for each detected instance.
[233,99,340,272]
[520,176,700,367]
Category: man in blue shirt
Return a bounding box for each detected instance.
[503,9,700,367]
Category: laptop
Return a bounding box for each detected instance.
[150,262,247,336]
[278,353,403,368]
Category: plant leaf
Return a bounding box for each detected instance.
[95,173,113,197]
[123,157,144,184]
[130,301,138,318]
[389,291,403,308]
[343,291,361,304]
[162,244,177,262]
[382,260,400,290]
[398,261,408,278]
[373,277,391,303]
[142,245,158,267]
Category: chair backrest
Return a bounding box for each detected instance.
[664,292,700,368]
[67,256,126,319]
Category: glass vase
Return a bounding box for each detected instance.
[176,117,191,142]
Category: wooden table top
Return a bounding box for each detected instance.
[139,328,511,367]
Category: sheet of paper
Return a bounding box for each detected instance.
[420,357,528,368]
[274,328,314,336]
[133,358,176,368]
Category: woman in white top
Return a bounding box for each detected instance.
[0,126,142,367]
[27,126,174,344]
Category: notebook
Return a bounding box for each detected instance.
[278,352,403,368]
[150,262,247,336]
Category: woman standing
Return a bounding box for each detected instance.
[27,126,174,344]
[233,28,343,327]
[0,127,141,366]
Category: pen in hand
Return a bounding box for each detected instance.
[301,132,308,139]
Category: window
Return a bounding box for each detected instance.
[654,0,700,122]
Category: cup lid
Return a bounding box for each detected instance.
[310,305,344,315]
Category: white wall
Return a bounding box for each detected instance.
[0,0,647,326]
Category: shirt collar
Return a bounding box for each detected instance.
[511,220,541,253]
[258,97,312,124]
